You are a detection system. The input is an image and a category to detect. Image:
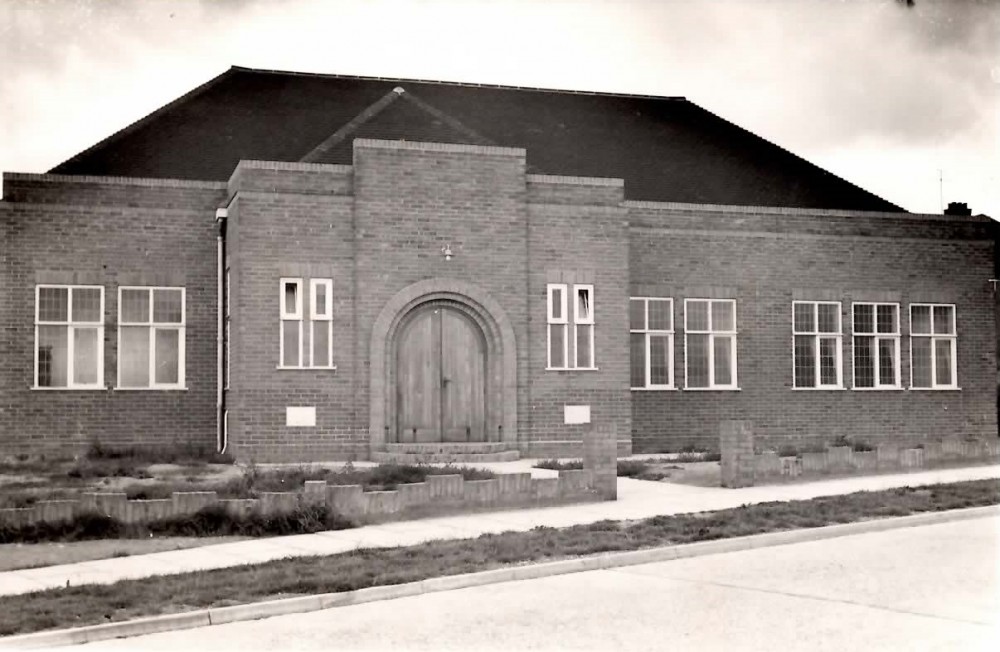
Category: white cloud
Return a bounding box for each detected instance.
[0,0,996,216]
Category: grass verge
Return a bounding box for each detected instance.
[0,536,250,572]
[2,478,997,637]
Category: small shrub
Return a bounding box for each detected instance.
[829,435,851,448]
[852,440,874,452]
[777,444,799,458]
[616,460,649,477]
[533,460,583,472]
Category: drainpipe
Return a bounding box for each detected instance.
[215,207,228,454]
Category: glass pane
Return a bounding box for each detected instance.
[153,289,183,324]
[38,287,69,322]
[282,322,300,367]
[878,338,896,385]
[314,283,328,318]
[630,333,646,388]
[686,301,709,331]
[911,337,932,388]
[854,336,874,388]
[629,299,645,331]
[37,325,68,387]
[933,306,954,335]
[284,282,299,316]
[575,324,593,368]
[876,305,896,334]
[312,321,329,367]
[794,335,816,388]
[576,288,592,322]
[649,334,671,386]
[154,329,180,384]
[687,333,709,388]
[911,305,931,335]
[648,299,671,331]
[550,287,563,321]
[549,324,565,367]
[713,336,733,386]
[73,328,99,385]
[817,304,839,334]
[120,289,150,323]
[819,337,838,385]
[793,303,815,333]
[854,304,874,334]
[934,339,953,386]
[72,288,102,322]
[120,327,150,387]
[712,301,734,331]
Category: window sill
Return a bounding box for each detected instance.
[631,387,677,391]
[909,387,961,391]
[114,387,188,391]
[31,386,107,391]
[683,387,741,391]
[851,387,904,391]
[546,367,600,372]
[791,387,846,391]
[276,366,338,371]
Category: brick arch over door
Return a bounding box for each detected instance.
[369,278,518,452]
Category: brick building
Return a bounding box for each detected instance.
[1,66,995,462]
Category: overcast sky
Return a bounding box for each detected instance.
[1,0,997,216]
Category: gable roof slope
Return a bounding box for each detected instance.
[49,66,903,212]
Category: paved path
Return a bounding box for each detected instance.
[1,463,997,597]
[68,514,1000,651]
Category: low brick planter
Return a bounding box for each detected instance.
[754,451,782,478]
[800,451,828,473]
[780,456,802,477]
[852,450,877,471]
[900,448,925,469]
[877,444,900,469]
[0,470,608,531]
[826,446,852,471]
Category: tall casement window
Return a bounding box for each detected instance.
[852,302,900,389]
[910,304,957,389]
[630,297,673,389]
[684,299,737,389]
[118,287,186,389]
[35,285,105,389]
[792,301,843,389]
[279,277,334,369]
[547,283,595,370]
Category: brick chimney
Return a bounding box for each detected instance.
[944,202,972,216]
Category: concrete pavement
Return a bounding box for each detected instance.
[63,514,1000,651]
[1,462,997,597]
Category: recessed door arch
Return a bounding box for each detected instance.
[395,304,486,443]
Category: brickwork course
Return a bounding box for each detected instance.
[1,66,996,461]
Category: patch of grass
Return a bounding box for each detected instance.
[533,459,583,472]
[0,504,354,545]
[0,537,250,573]
[84,440,234,466]
[829,435,852,448]
[2,479,996,637]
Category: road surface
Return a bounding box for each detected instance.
[75,515,1000,651]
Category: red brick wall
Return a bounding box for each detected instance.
[628,202,997,452]
[0,175,225,457]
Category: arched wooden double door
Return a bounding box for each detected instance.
[396,305,486,443]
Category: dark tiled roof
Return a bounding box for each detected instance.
[50,66,902,211]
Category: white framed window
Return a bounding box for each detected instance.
[279,277,334,369]
[852,302,900,389]
[630,297,674,389]
[547,283,596,370]
[34,285,105,389]
[910,304,957,389]
[684,299,737,389]
[792,301,843,389]
[117,287,185,389]
[309,279,333,368]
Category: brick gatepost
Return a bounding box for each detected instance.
[584,423,618,500]
[720,419,755,488]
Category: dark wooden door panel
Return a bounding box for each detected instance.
[396,308,440,443]
[396,305,486,443]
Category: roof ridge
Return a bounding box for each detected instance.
[229,65,688,102]
[48,67,235,174]
[684,99,905,213]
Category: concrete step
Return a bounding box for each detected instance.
[385,442,509,455]
[371,449,520,464]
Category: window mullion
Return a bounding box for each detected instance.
[707,332,715,387]
[149,325,158,388]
